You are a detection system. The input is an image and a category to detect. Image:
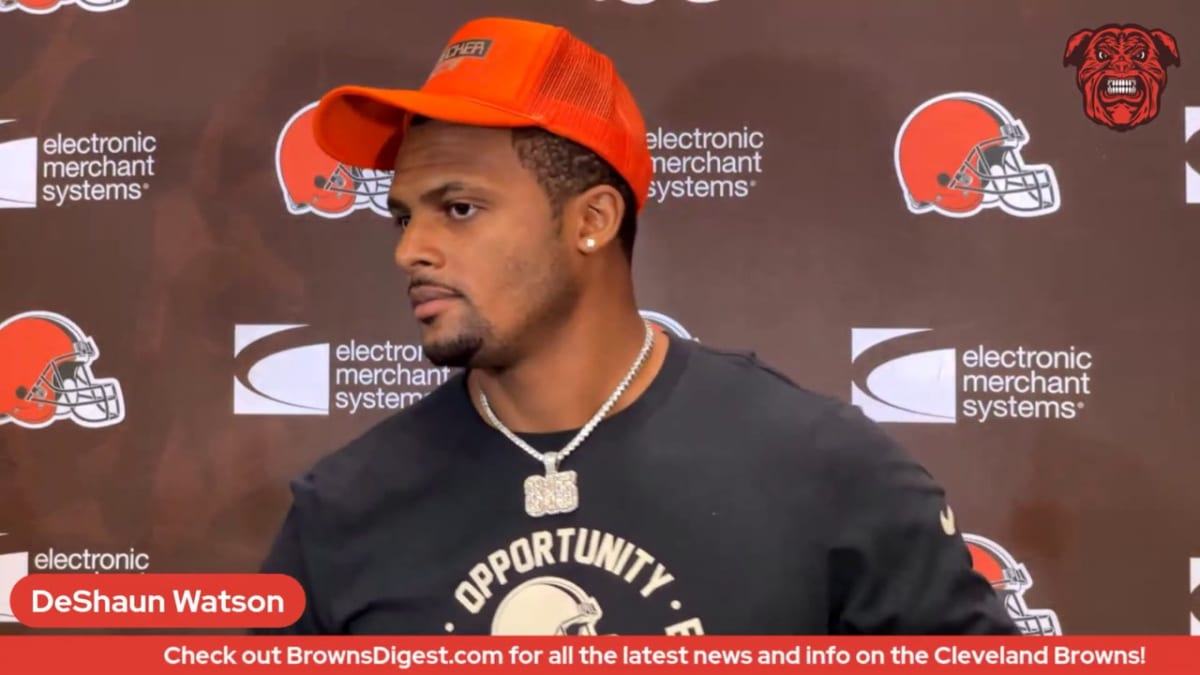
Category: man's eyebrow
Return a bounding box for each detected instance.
[387,182,469,213]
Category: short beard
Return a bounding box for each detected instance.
[424,331,485,368]
[423,220,581,371]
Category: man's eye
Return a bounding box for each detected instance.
[447,203,477,220]
[394,215,410,229]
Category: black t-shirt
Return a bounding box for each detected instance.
[257,335,1019,636]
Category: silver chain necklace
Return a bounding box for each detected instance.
[479,320,656,518]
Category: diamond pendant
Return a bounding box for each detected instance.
[524,452,578,518]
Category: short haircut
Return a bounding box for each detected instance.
[408,115,637,260]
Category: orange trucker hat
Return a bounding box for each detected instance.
[311,16,653,212]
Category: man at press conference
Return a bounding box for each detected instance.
[256,15,1020,636]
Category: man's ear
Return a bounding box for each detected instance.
[566,184,624,254]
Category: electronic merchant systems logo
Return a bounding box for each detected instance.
[646,125,765,204]
[0,119,156,209]
[1,536,150,624]
[0,0,127,13]
[0,533,28,624]
[1190,558,1200,635]
[233,324,452,416]
[1186,107,1200,204]
[851,328,1094,424]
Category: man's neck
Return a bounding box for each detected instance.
[466,307,669,434]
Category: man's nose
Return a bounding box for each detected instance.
[395,217,445,271]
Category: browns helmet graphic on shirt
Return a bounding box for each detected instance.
[275,101,392,219]
[0,311,125,429]
[1063,24,1180,132]
[490,577,608,636]
[895,92,1060,219]
[0,0,127,13]
[964,533,1062,636]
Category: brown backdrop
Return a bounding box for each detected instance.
[1,0,1198,636]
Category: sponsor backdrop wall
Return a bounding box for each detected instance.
[1,0,1198,636]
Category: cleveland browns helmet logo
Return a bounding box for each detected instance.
[895,92,1060,218]
[964,534,1062,636]
[0,0,127,13]
[490,577,608,636]
[1064,24,1180,132]
[0,311,125,429]
[275,101,393,219]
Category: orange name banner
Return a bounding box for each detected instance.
[0,636,1195,674]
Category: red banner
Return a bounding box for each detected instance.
[3,574,1196,672]
[0,636,1195,674]
[9,574,305,628]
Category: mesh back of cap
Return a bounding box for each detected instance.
[524,32,646,194]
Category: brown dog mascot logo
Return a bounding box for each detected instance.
[1064,24,1180,131]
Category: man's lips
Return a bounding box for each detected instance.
[409,285,462,319]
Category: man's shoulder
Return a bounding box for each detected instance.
[678,339,907,467]
[679,339,848,428]
[288,373,470,519]
[680,342,944,529]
